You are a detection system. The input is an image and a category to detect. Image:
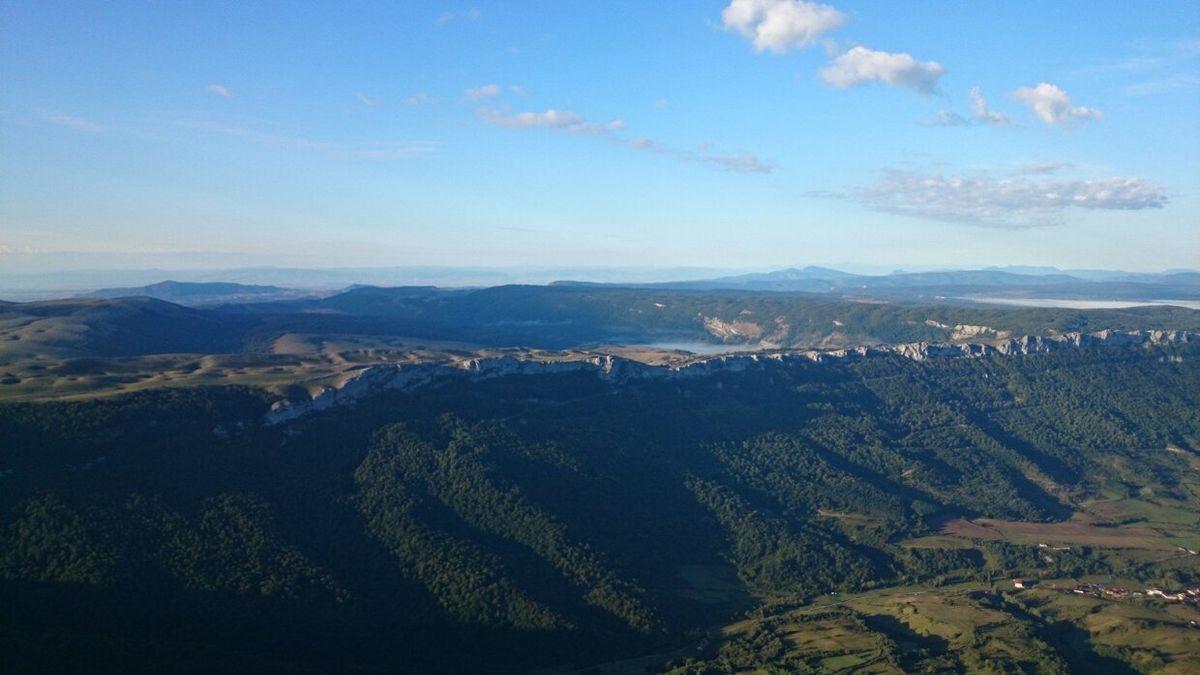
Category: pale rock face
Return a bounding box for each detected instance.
[924,320,1010,340]
[950,324,1011,340]
[264,330,1195,425]
[702,316,764,340]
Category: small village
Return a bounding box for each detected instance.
[1012,578,1200,606]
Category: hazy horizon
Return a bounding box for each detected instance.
[2,256,1198,293]
[3,252,1199,279]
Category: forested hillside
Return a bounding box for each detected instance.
[2,342,1199,672]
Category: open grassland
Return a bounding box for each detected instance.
[0,352,347,402]
[1086,498,1200,527]
[0,332,711,403]
[941,516,1176,550]
[0,332,486,402]
[912,486,1200,558]
[1019,584,1200,674]
[666,582,1200,673]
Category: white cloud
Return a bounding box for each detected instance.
[820,47,945,94]
[508,85,527,96]
[204,83,231,98]
[436,7,481,25]
[356,92,381,107]
[849,168,1166,227]
[465,83,502,101]
[403,92,439,106]
[478,107,625,135]
[969,86,1010,125]
[651,98,669,109]
[42,111,103,134]
[722,0,845,53]
[1010,83,1101,125]
[923,87,1011,126]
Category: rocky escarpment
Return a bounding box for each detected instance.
[265,329,1196,425]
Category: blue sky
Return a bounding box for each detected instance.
[2,0,1198,273]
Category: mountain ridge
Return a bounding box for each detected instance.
[84,280,318,306]
[264,328,1197,424]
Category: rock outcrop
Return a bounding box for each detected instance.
[265,329,1195,425]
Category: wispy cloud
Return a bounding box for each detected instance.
[403,92,439,106]
[1020,161,1073,175]
[918,110,970,127]
[844,167,1165,227]
[1011,83,1101,125]
[477,106,773,174]
[820,46,945,95]
[351,142,440,159]
[465,83,502,101]
[478,107,625,135]
[627,137,775,173]
[1094,40,1200,75]
[722,0,845,53]
[651,98,669,109]
[42,110,104,134]
[921,87,1010,126]
[436,6,481,25]
[355,92,381,107]
[204,83,231,98]
[1123,73,1200,96]
[1076,39,1200,96]
[172,117,438,160]
[969,87,1010,125]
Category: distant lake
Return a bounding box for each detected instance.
[966,297,1200,310]
[632,341,763,354]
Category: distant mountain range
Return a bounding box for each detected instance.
[0,266,750,300]
[3,283,1199,361]
[83,280,318,306]
[557,266,1200,303]
[1,264,1198,303]
[659,265,1200,290]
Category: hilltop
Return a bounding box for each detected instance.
[84,280,317,306]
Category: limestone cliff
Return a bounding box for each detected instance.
[265,329,1195,425]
